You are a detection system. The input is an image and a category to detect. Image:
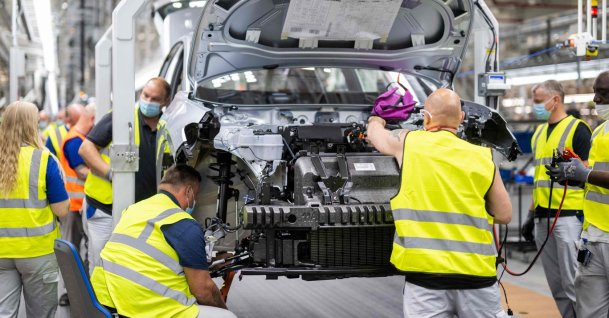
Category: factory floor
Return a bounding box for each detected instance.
[18,250,560,318]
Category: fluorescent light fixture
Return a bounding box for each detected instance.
[33,0,59,114]
[507,71,601,86]
[189,1,206,8]
[505,59,609,86]
[173,2,183,8]
[564,93,595,104]
[244,71,257,83]
[502,97,525,107]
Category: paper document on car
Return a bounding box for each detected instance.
[280,0,402,42]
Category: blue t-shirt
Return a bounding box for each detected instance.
[158,191,208,270]
[64,138,85,169]
[45,137,56,156]
[46,156,69,204]
[44,125,68,156]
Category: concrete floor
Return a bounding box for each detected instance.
[15,250,558,318]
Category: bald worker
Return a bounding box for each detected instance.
[367,88,512,318]
[65,103,84,128]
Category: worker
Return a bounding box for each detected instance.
[79,77,171,273]
[546,70,609,317]
[38,110,52,133]
[41,110,59,142]
[90,164,236,317]
[45,104,83,160]
[0,101,70,317]
[522,80,591,318]
[57,102,96,306]
[56,107,66,126]
[367,88,512,317]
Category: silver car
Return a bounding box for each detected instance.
[158,0,520,280]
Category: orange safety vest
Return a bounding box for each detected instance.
[60,129,86,211]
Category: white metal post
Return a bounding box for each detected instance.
[579,0,584,34]
[473,2,499,106]
[603,0,607,41]
[9,0,19,101]
[588,0,593,35]
[95,27,112,123]
[111,0,147,225]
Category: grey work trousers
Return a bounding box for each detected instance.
[575,241,609,318]
[86,207,113,275]
[0,254,59,318]
[58,210,85,254]
[535,215,581,318]
[402,281,508,318]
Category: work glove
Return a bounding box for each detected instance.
[521,210,535,242]
[545,158,591,184]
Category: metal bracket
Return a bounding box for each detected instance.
[110,144,139,172]
[298,38,319,49]
[110,122,139,172]
[245,29,261,43]
[354,39,374,49]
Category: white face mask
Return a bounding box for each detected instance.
[596,104,609,121]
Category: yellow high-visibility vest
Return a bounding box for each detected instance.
[91,193,199,317]
[531,116,589,211]
[41,122,58,139]
[45,124,68,161]
[583,121,609,231]
[84,105,170,205]
[390,130,497,278]
[0,146,60,258]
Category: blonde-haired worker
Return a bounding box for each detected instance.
[0,101,70,317]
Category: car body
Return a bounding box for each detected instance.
[157,0,520,280]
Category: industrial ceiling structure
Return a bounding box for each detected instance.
[0,0,605,109]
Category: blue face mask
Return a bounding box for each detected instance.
[532,103,550,120]
[139,99,162,118]
[185,188,196,214]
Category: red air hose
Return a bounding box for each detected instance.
[494,181,569,276]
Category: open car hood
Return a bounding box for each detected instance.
[190,0,475,87]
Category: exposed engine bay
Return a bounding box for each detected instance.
[160,93,520,280]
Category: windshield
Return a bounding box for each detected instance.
[195,67,431,106]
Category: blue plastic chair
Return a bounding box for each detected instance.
[54,239,113,318]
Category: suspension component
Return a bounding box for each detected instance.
[208,150,237,222]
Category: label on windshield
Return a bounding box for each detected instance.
[281,0,402,42]
[353,163,376,171]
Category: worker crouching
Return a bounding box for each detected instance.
[90,164,236,318]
